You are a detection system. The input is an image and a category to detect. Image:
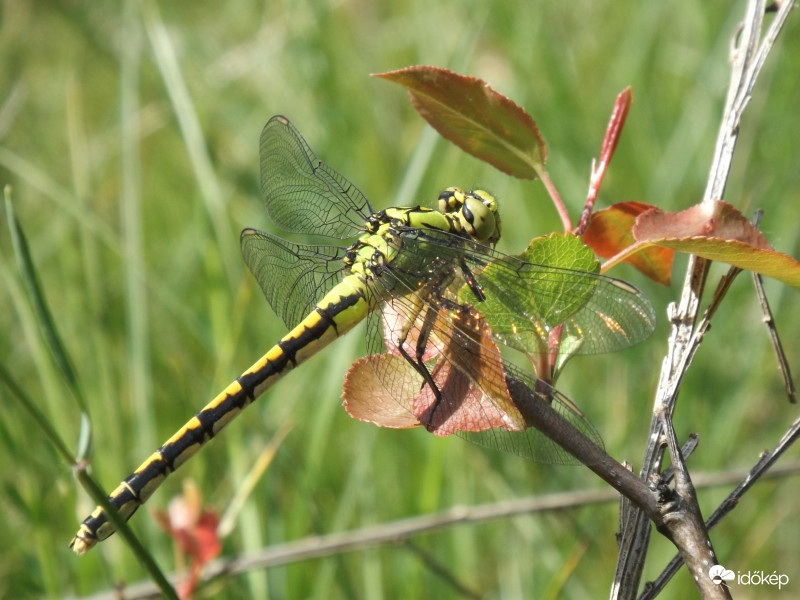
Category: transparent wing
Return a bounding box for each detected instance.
[259,115,374,239]
[391,227,656,356]
[241,227,350,330]
[459,363,605,463]
[345,226,655,463]
[354,263,603,464]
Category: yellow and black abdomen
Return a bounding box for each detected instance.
[71,275,369,554]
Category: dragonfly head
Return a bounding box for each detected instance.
[438,187,501,245]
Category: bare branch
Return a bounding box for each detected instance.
[749,211,797,403]
[71,459,800,600]
[654,408,731,599]
[641,412,800,597]
[612,0,797,597]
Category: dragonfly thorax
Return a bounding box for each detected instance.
[345,230,399,280]
[344,189,501,277]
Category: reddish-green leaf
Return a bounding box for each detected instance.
[373,66,546,179]
[415,308,524,436]
[599,87,632,167]
[576,88,634,234]
[633,200,800,289]
[342,309,525,436]
[342,355,422,430]
[154,481,221,599]
[585,202,673,285]
[634,200,771,246]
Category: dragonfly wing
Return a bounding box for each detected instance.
[458,361,605,464]
[395,227,656,356]
[260,115,373,239]
[241,228,349,330]
[471,257,656,356]
[348,262,604,465]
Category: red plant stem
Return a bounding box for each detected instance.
[576,87,633,236]
[539,170,573,232]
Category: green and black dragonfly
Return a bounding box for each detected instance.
[71,115,655,554]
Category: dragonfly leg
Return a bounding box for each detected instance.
[396,303,445,429]
[458,257,485,302]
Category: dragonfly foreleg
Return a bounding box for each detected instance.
[396,302,445,430]
[458,256,485,302]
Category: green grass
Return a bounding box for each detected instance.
[2,1,799,598]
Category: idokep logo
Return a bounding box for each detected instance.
[709,564,790,591]
[709,564,734,585]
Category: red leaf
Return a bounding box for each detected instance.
[155,480,222,598]
[374,66,546,179]
[633,200,800,289]
[584,202,673,285]
[418,309,524,435]
[634,200,772,246]
[193,512,222,564]
[599,87,632,167]
[381,300,441,362]
[343,307,526,437]
[342,355,423,429]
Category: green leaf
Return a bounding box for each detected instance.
[373,66,546,179]
[550,334,584,381]
[518,232,600,272]
[512,232,599,325]
[464,233,600,362]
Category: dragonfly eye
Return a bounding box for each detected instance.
[470,189,498,212]
[461,190,499,243]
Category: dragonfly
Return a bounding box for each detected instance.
[71,115,655,554]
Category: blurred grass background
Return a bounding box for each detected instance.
[1,1,799,598]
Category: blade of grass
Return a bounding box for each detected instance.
[5,186,87,411]
[1,360,175,598]
[3,187,178,599]
[4,185,92,459]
